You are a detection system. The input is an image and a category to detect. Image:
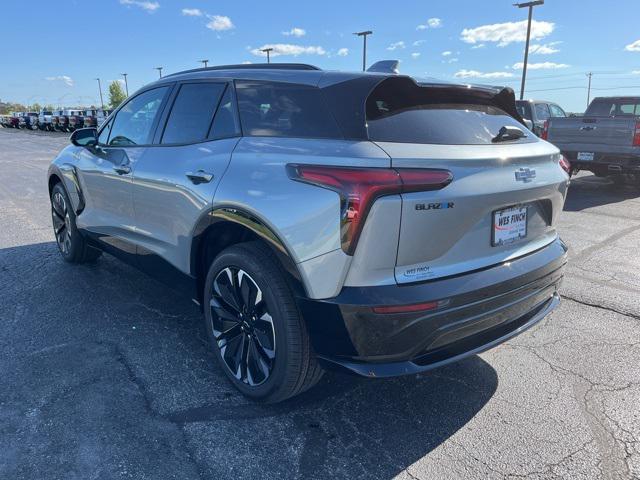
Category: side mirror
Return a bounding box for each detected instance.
[523,118,534,131]
[70,127,98,147]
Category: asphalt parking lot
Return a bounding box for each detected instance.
[0,128,639,480]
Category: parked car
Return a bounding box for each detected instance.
[38,110,54,131]
[7,112,21,128]
[97,109,112,127]
[516,100,567,137]
[82,109,97,128]
[47,63,569,402]
[56,109,82,132]
[546,96,640,180]
[68,111,85,131]
[18,112,39,130]
[0,114,10,127]
[51,110,64,131]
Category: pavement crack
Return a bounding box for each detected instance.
[560,294,640,321]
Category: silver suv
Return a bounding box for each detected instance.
[48,64,570,402]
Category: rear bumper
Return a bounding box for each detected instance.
[563,151,640,174]
[298,237,567,377]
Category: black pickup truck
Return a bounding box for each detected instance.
[546,97,640,182]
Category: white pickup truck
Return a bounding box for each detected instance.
[546,96,640,182]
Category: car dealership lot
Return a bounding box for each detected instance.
[0,128,638,479]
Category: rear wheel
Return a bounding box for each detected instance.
[203,242,323,403]
[50,183,101,263]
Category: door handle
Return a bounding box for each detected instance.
[186,170,214,184]
[113,164,131,175]
[580,126,596,131]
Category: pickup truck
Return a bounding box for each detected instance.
[82,109,97,128]
[18,112,39,130]
[546,96,640,180]
[516,100,567,137]
[38,110,54,130]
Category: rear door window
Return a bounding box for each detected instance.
[235,81,342,139]
[549,104,566,117]
[162,82,226,144]
[208,85,241,139]
[534,103,551,121]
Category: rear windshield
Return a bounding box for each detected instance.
[367,80,533,145]
[586,99,640,117]
[516,102,532,121]
[368,103,533,145]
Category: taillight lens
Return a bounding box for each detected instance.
[633,121,640,147]
[287,165,452,255]
[541,120,549,140]
[558,155,571,175]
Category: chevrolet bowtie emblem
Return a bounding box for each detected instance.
[515,168,536,183]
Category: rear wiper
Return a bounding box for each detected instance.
[492,125,527,143]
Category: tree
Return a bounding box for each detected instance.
[108,81,127,109]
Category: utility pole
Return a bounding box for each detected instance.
[353,30,373,71]
[200,59,209,68]
[514,1,544,100]
[155,66,163,78]
[261,48,273,64]
[586,72,593,108]
[95,78,104,110]
[121,73,129,96]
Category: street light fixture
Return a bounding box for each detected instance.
[260,48,274,64]
[353,30,373,72]
[155,66,163,78]
[200,59,209,68]
[513,0,544,100]
[121,73,129,96]
[95,78,104,110]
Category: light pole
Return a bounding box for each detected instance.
[121,73,129,96]
[586,72,593,108]
[155,66,163,78]
[353,30,373,71]
[260,48,274,63]
[200,59,209,68]
[95,78,104,110]
[514,1,544,100]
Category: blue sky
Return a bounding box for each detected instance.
[1,0,639,112]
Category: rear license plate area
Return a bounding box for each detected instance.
[492,206,528,246]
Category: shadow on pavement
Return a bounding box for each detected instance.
[0,241,498,479]
[564,173,640,212]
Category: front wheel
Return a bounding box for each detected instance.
[203,242,323,403]
[50,183,101,263]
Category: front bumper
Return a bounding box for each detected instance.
[298,237,567,377]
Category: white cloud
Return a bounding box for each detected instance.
[461,20,554,47]
[413,40,426,47]
[513,61,569,70]
[242,61,253,64]
[441,51,452,56]
[448,58,459,63]
[45,75,74,87]
[387,41,405,51]
[119,0,159,12]
[529,42,561,55]
[633,70,640,75]
[471,44,486,49]
[454,69,515,79]
[282,27,306,37]
[250,44,326,57]
[417,18,442,30]
[206,15,234,31]
[337,48,349,56]
[181,8,202,16]
[411,52,421,59]
[625,39,640,52]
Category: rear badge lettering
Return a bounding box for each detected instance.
[415,202,454,211]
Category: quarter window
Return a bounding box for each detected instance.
[107,87,169,146]
[162,83,226,144]
[549,104,566,117]
[209,86,240,139]
[235,81,342,139]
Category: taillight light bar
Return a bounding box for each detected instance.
[540,120,549,140]
[633,121,640,147]
[287,164,452,255]
[558,155,571,175]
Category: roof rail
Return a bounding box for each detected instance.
[164,63,321,78]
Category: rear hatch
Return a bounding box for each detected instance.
[366,77,568,284]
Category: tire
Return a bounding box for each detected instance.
[203,241,323,403]
[50,183,101,263]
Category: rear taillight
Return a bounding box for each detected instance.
[633,121,640,147]
[287,165,452,255]
[558,155,571,175]
[541,120,549,140]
